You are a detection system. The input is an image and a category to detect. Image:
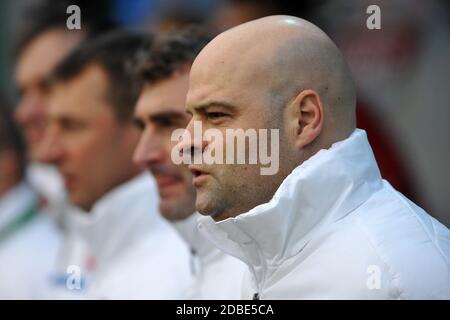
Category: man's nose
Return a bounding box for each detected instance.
[177,120,207,160]
[14,94,44,126]
[36,127,64,164]
[133,129,165,168]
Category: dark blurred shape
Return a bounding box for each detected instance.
[210,0,323,31]
[110,0,157,28]
[356,100,418,204]
[145,0,216,32]
[155,6,209,32]
[0,93,26,195]
[15,0,117,56]
[314,0,450,222]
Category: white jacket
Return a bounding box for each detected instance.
[198,129,450,299]
[0,182,62,299]
[26,163,69,228]
[23,163,96,299]
[172,212,247,299]
[48,173,192,299]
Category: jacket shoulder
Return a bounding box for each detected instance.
[349,181,450,299]
[264,182,450,299]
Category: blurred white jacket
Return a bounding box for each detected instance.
[48,172,191,299]
[0,182,62,299]
[198,129,450,299]
[27,163,87,267]
[26,163,68,228]
[172,212,247,299]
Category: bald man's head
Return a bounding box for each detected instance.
[191,15,356,134]
[185,15,357,220]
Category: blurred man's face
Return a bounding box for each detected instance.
[42,65,141,211]
[15,28,83,161]
[133,70,195,221]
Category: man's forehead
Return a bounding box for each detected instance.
[48,79,109,119]
[188,52,240,109]
[135,95,187,120]
[53,66,109,104]
[189,49,273,106]
[16,30,83,87]
[138,72,188,111]
[16,49,57,89]
[186,69,260,113]
[186,82,219,111]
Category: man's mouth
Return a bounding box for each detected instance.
[24,125,44,145]
[62,173,75,191]
[188,165,210,186]
[155,174,182,188]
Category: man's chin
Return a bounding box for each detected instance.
[28,145,42,162]
[195,195,219,218]
[157,180,185,198]
[195,193,238,221]
[26,130,45,160]
[159,198,195,221]
[68,194,92,212]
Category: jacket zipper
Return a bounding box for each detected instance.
[250,247,266,300]
[189,248,198,276]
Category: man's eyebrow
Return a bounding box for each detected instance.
[132,116,145,128]
[41,76,52,91]
[189,101,239,113]
[133,109,187,122]
[149,110,187,122]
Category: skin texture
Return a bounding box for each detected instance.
[39,65,141,211]
[14,28,84,161]
[182,15,357,221]
[133,70,196,221]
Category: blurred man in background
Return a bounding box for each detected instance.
[38,31,191,299]
[133,28,247,299]
[9,0,119,298]
[14,1,115,217]
[0,96,61,299]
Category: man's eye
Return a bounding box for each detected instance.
[60,120,84,132]
[133,119,145,131]
[206,112,227,120]
[65,123,82,131]
[156,118,175,128]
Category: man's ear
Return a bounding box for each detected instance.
[288,89,324,149]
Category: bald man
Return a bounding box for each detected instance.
[181,16,450,299]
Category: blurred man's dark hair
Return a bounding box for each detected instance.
[137,26,215,85]
[0,95,26,179]
[16,0,117,56]
[49,31,154,122]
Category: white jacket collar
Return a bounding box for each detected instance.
[198,129,383,285]
[172,212,219,260]
[70,172,160,267]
